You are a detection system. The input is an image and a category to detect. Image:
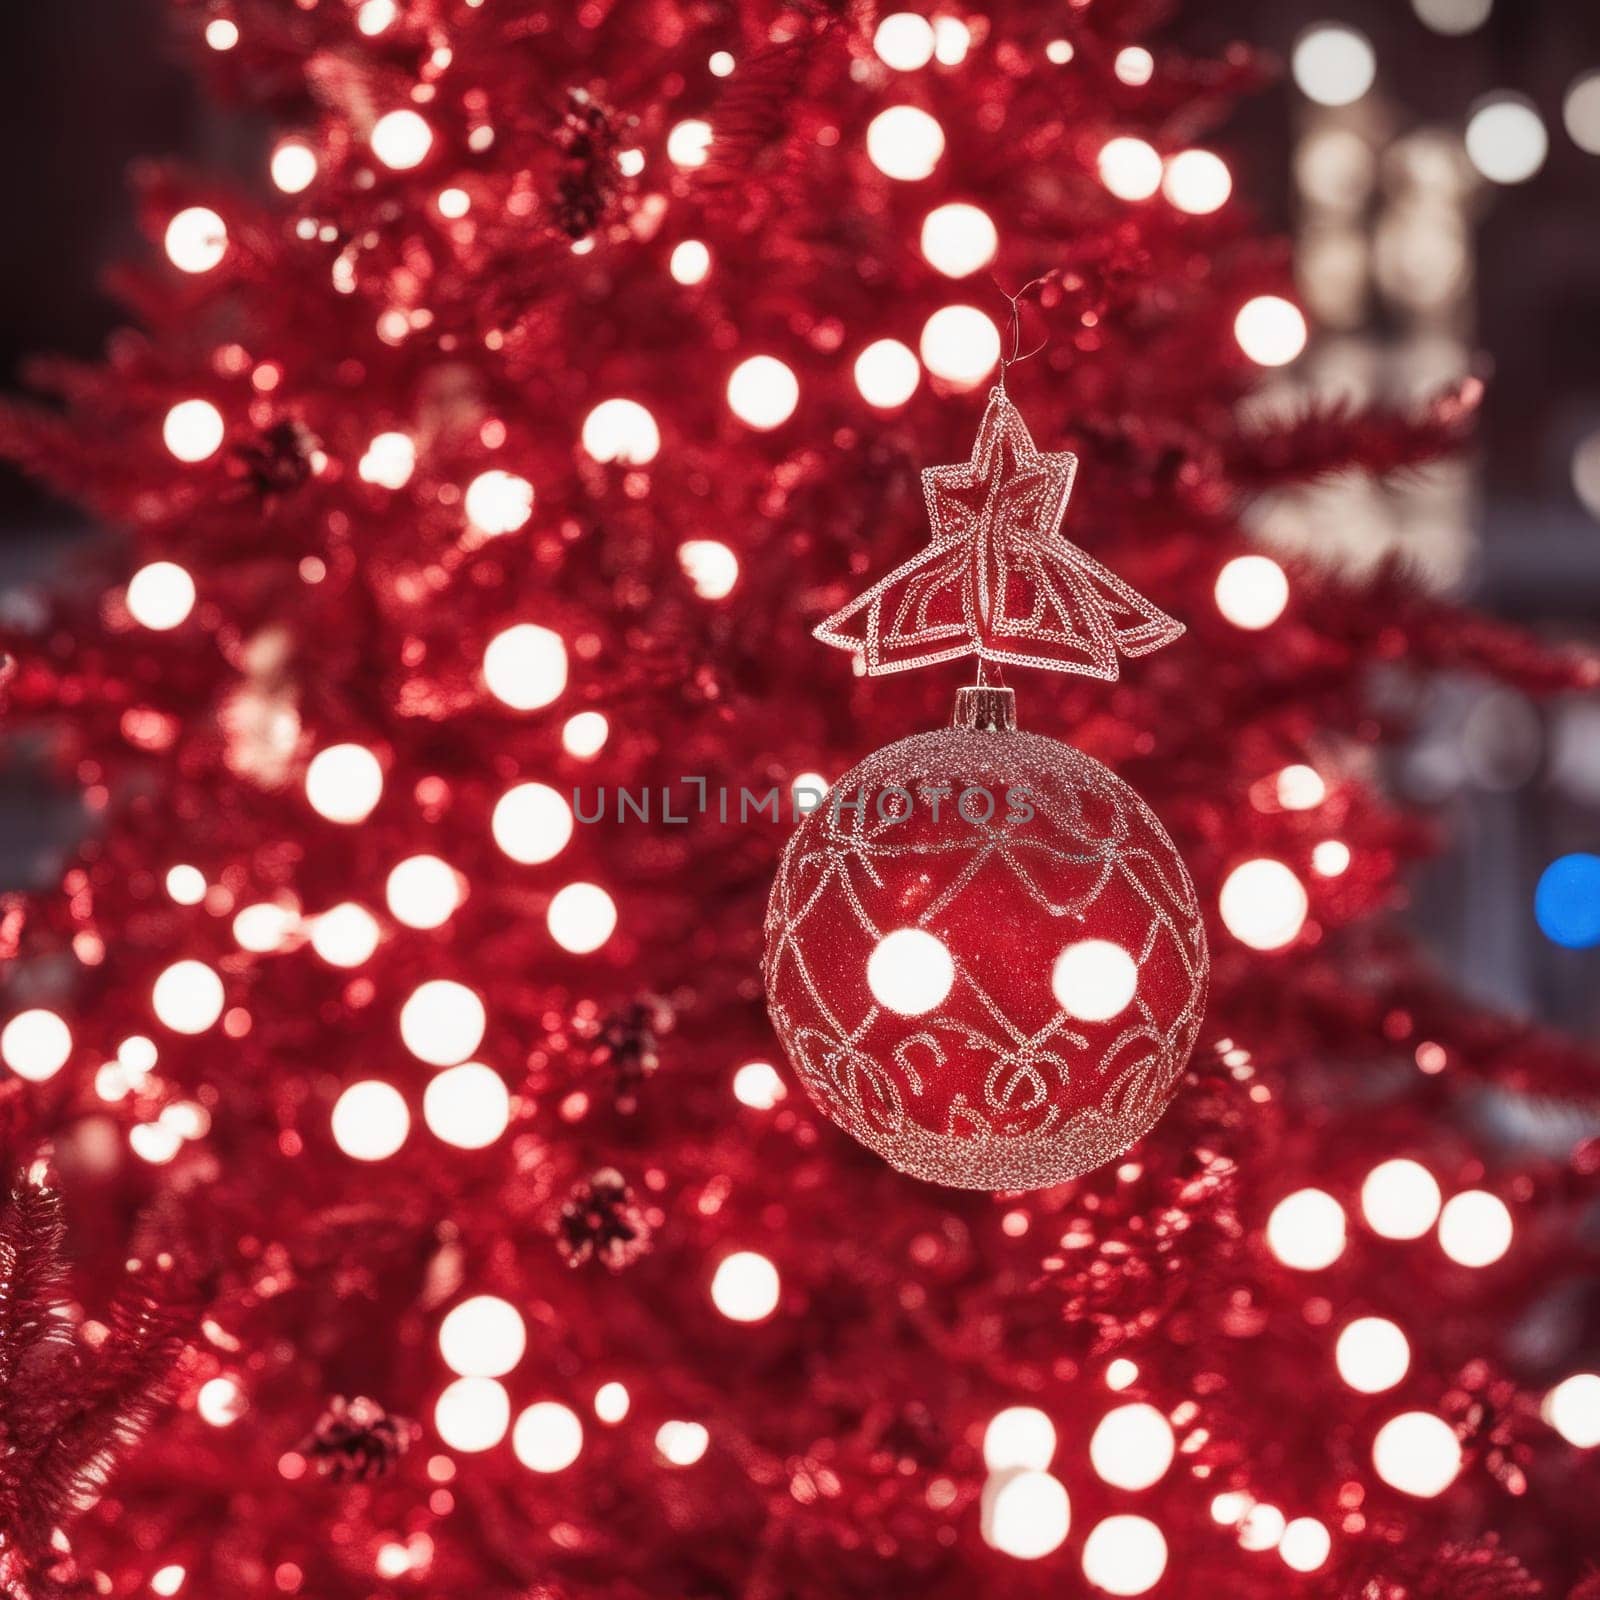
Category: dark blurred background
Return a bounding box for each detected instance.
[2,0,1598,1036]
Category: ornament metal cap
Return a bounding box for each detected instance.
[953,685,1016,733]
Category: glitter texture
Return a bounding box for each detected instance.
[764,720,1208,1189]
[814,386,1184,680]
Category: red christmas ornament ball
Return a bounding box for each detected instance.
[764,701,1208,1189]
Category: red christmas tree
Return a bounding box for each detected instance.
[1,2,1597,1595]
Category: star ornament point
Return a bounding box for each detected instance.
[815,388,1183,679]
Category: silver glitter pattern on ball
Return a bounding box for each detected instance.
[763,726,1209,1189]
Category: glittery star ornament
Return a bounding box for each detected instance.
[765,390,1207,1191]
[814,385,1183,679]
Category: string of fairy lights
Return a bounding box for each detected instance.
[5,5,1600,1593]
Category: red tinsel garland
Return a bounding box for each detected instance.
[0,1,1594,1596]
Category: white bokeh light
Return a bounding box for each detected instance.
[933,16,969,64]
[1215,554,1290,630]
[305,743,384,824]
[1089,1403,1175,1491]
[710,1251,781,1322]
[1235,296,1308,366]
[483,624,568,711]
[358,431,415,489]
[1563,72,1600,157]
[919,305,1001,388]
[792,772,829,812]
[424,1063,511,1150]
[151,961,225,1035]
[163,399,225,463]
[331,1080,410,1162]
[1361,1158,1443,1240]
[205,18,239,48]
[1266,1188,1346,1270]
[120,1036,158,1073]
[1051,940,1138,1023]
[371,109,434,170]
[1098,137,1164,201]
[667,119,713,168]
[357,0,397,33]
[1081,1515,1168,1596]
[1543,1374,1600,1448]
[680,539,740,598]
[131,1123,183,1165]
[233,902,298,953]
[727,356,799,430]
[1465,95,1548,185]
[562,711,609,760]
[1,1010,73,1082]
[867,928,954,1016]
[920,203,998,278]
[1438,1189,1513,1267]
[1219,858,1309,951]
[197,1375,245,1427]
[547,883,618,955]
[1279,1517,1332,1573]
[434,1376,510,1453]
[1114,46,1154,86]
[166,865,206,905]
[854,340,922,409]
[1209,1491,1252,1529]
[581,398,660,465]
[1162,149,1232,215]
[983,1406,1057,1472]
[733,1060,787,1109]
[670,239,711,284]
[165,207,228,273]
[1238,1502,1287,1552]
[399,980,486,1067]
[594,1381,630,1423]
[127,562,197,630]
[656,1420,709,1465]
[982,1470,1071,1560]
[310,902,381,968]
[270,139,318,194]
[1413,0,1492,33]
[1275,764,1326,810]
[1336,1317,1411,1394]
[1372,1411,1461,1497]
[1313,839,1352,877]
[514,1401,584,1472]
[464,470,534,536]
[492,782,573,865]
[386,855,461,929]
[439,1295,526,1378]
[1292,25,1376,107]
[867,106,945,181]
[873,12,936,70]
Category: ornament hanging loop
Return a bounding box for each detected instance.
[997,276,1049,389]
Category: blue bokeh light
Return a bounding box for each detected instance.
[1534,853,1600,949]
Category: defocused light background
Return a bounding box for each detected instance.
[2,0,1599,1034]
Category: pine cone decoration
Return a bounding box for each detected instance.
[1443,1360,1537,1496]
[601,997,671,1105]
[231,419,317,503]
[555,1168,651,1271]
[299,1396,416,1482]
[551,88,629,241]
[1351,1537,1542,1600]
